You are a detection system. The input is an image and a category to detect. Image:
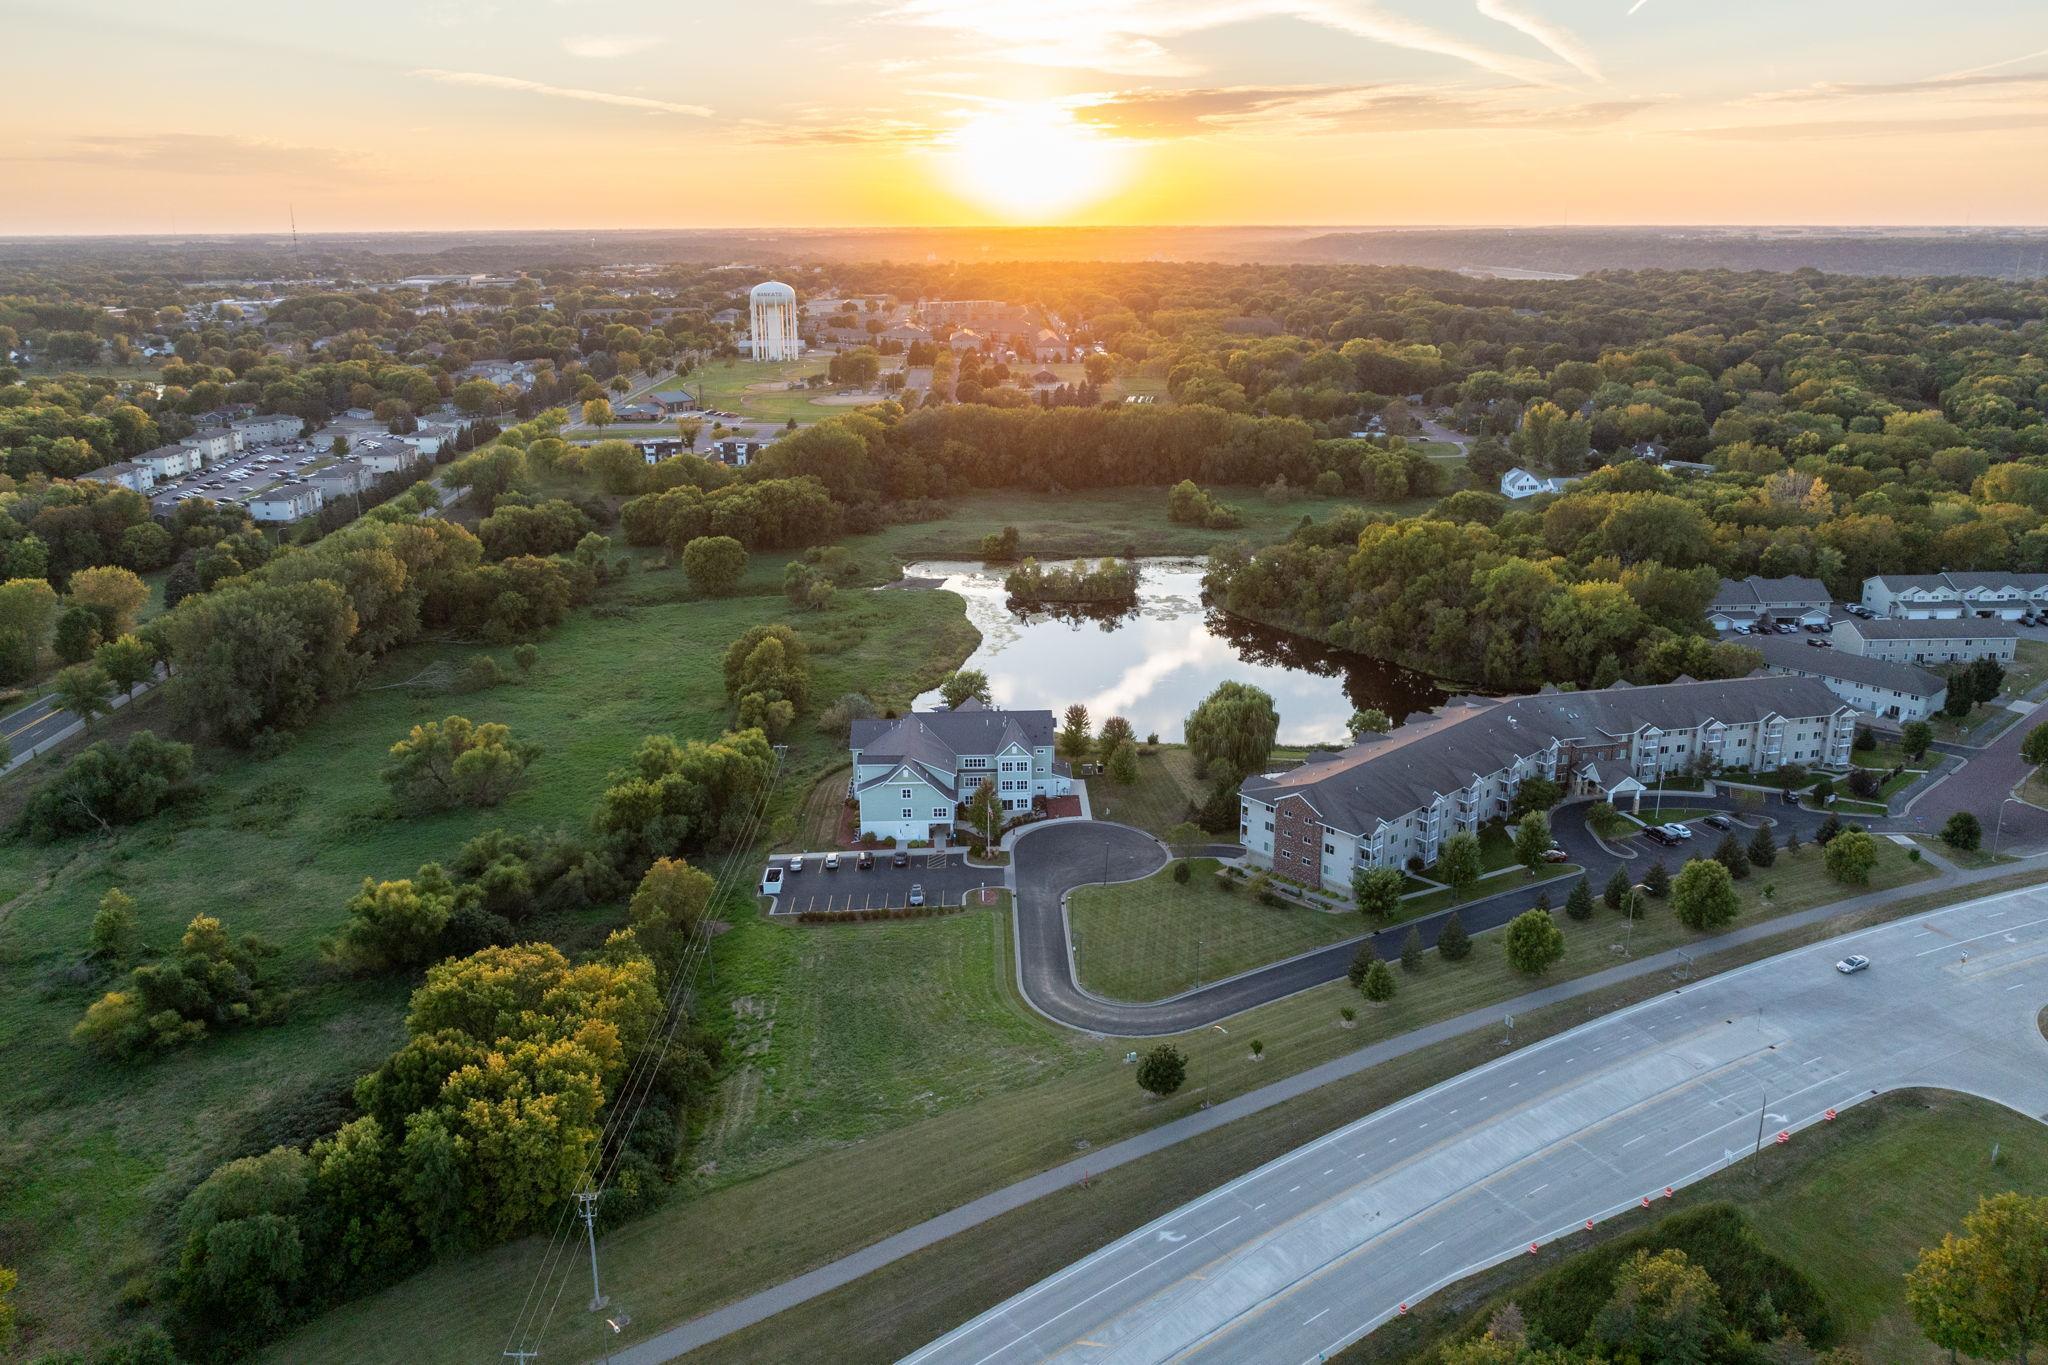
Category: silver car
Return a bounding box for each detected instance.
[1834,954,1871,975]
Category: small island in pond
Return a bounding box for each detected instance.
[1004,557,1141,606]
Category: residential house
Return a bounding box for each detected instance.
[1829,617,2019,665]
[948,328,985,353]
[308,460,375,499]
[1860,572,2048,620]
[1030,328,1069,363]
[247,484,324,523]
[1707,576,1832,631]
[847,699,1073,843]
[355,439,421,478]
[1748,635,1947,723]
[1499,466,1579,499]
[1238,676,1856,889]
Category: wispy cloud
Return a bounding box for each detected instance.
[6,133,375,178]
[410,68,711,116]
[865,0,1578,85]
[1071,82,1647,137]
[563,34,666,59]
[1475,0,1601,81]
[1685,112,2048,140]
[1758,70,2048,103]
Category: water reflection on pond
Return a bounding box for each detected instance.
[903,558,1461,744]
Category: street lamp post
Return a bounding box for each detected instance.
[1991,796,2030,858]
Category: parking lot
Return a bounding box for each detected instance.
[763,851,1001,914]
[148,438,324,513]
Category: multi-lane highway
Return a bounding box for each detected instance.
[906,883,2048,1365]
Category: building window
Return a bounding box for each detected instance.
[1323,842,1336,855]
[899,786,912,799]
[932,807,947,818]
[901,807,913,818]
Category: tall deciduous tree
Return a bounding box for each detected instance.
[1184,681,1278,781]
[1672,858,1740,931]
[1437,831,1482,895]
[1503,907,1565,974]
[1907,1192,2048,1365]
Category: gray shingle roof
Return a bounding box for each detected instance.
[1240,675,1848,837]
[1869,571,2048,593]
[1711,575,1829,610]
[1837,618,2020,640]
[1748,636,1946,697]
[849,699,1055,801]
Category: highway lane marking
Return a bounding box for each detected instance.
[1254,1203,1266,1210]
[1305,1309,1329,1326]
[953,1214,1245,1365]
[927,885,2048,1364]
[1422,1239,1444,1253]
[1622,1135,1647,1147]
[1321,1168,1335,1176]
[1914,913,2048,956]
[1508,1082,1519,1089]
[1288,1185,1301,1193]
[1528,1183,1548,1196]
[2008,983,2029,990]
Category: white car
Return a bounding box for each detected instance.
[1834,954,1870,974]
[1660,822,1693,840]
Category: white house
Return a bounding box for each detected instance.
[355,439,421,478]
[847,699,1072,843]
[1748,635,1947,723]
[1499,466,1579,500]
[308,460,375,498]
[1860,572,2048,620]
[1239,676,1855,892]
[1830,617,2019,665]
[247,484,324,523]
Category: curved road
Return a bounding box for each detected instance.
[1008,802,1834,1036]
[909,881,2048,1365]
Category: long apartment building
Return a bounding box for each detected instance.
[1861,572,2048,620]
[1239,676,1855,890]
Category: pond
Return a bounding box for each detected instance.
[903,558,1459,744]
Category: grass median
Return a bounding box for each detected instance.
[268,839,1938,1363]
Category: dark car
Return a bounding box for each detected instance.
[1644,827,1679,846]
[1806,636,1832,648]
[1703,813,1731,830]
[857,850,874,870]
[892,850,910,868]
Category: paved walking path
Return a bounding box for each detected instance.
[608,851,2048,1364]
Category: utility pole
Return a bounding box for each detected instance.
[1754,1093,1768,1157]
[577,1189,609,1312]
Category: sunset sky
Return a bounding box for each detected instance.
[6,0,2047,233]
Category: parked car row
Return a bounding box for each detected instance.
[784,849,911,873]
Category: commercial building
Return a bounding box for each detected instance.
[848,699,1073,843]
[1707,576,1831,631]
[1238,676,1855,890]
[1829,617,2019,665]
[1860,572,2048,620]
[1748,635,1947,723]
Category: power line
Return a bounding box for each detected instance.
[500,744,785,1360]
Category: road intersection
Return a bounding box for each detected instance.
[905,883,2048,1365]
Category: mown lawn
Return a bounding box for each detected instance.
[846,487,1427,566]
[0,553,978,1356]
[2002,638,2048,696]
[1345,1089,2048,1364]
[1068,857,1360,1001]
[268,839,1940,1365]
[1086,745,1212,835]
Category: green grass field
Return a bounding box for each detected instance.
[0,552,978,1356]
[846,487,1411,566]
[2003,638,2048,696]
[266,838,1937,1364]
[1068,858,1360,1001]
[1345,1089,2048,1364]
[688,357,878,424]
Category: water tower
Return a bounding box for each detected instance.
[748,280,800,361]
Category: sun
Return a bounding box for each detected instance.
[940,104,1131,222]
